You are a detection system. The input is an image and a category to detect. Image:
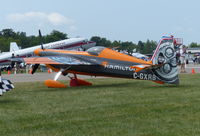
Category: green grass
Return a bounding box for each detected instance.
[1,74,200,136]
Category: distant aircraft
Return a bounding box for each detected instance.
[0,33,95,67]
[19,35,180,88]
[131,52,149,60]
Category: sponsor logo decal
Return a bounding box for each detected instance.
[104,64,135,71]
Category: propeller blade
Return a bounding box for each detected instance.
[39,29,44,50]
[31,64,40,74]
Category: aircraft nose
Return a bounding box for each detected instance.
[34,49,43,56]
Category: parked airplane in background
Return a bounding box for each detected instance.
[131,52,149,61]
[20,35,181,88]
[0,30,95,96]
[0,36,95,66]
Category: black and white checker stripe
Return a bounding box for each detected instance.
[0,79,14,96]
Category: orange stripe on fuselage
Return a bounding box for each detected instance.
[35,48,152,64]
[99,48,152,64]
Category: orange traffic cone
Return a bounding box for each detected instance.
[48,69,52,74]
[7,70,11,75]
[192,68,196,74]
[29,69,32,74]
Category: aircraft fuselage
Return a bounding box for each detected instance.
[48,54,157,82]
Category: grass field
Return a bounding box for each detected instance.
[1,74,200,136]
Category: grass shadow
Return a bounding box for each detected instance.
[32,82,135,93]
[0,98,21,105]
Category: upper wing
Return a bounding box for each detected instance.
[23,56,93,65]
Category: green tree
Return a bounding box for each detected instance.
[0,29,69,52]
[90,36,111,47]
[0,37,19,52]
[119,41,136,54]
[189,42,200,48]
[137,41,144,54]
[0,29,16,38]
[45,30,68,43]
[144,40,157,54]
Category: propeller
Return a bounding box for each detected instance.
[31,64,40,74]
[31,30,44,74]
[39,29,44,50]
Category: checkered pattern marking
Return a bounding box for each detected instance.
[0,79,14,96]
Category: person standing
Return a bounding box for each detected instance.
[180,45,186,73]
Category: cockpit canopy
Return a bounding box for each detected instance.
[86,46,105,56]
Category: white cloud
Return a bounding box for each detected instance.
[6,12,76,30]
[47,12,74,26]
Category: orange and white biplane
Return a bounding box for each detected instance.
[19,36,181,88]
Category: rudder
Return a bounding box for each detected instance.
[151,36,181,84]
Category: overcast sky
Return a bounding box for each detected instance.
[1,0,200,45]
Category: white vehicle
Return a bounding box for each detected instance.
[131,52,149,60]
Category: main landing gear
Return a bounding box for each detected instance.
[44,71,92,88]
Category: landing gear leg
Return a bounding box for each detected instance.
[69,74,92,87]
[44,67,92,88]
[54,71,62,81]
[44,69,67,88]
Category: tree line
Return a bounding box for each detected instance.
[90,36,157,54]
[188,42,200,48]
[1,28,196,54]
[0,28,157,54]
[0,29,68,52]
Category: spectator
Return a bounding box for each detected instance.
[180,45,186,73]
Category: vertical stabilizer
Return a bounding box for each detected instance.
[10,42,20,52]
[151,36,181,84]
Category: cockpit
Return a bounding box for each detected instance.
[86,46,105,56]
